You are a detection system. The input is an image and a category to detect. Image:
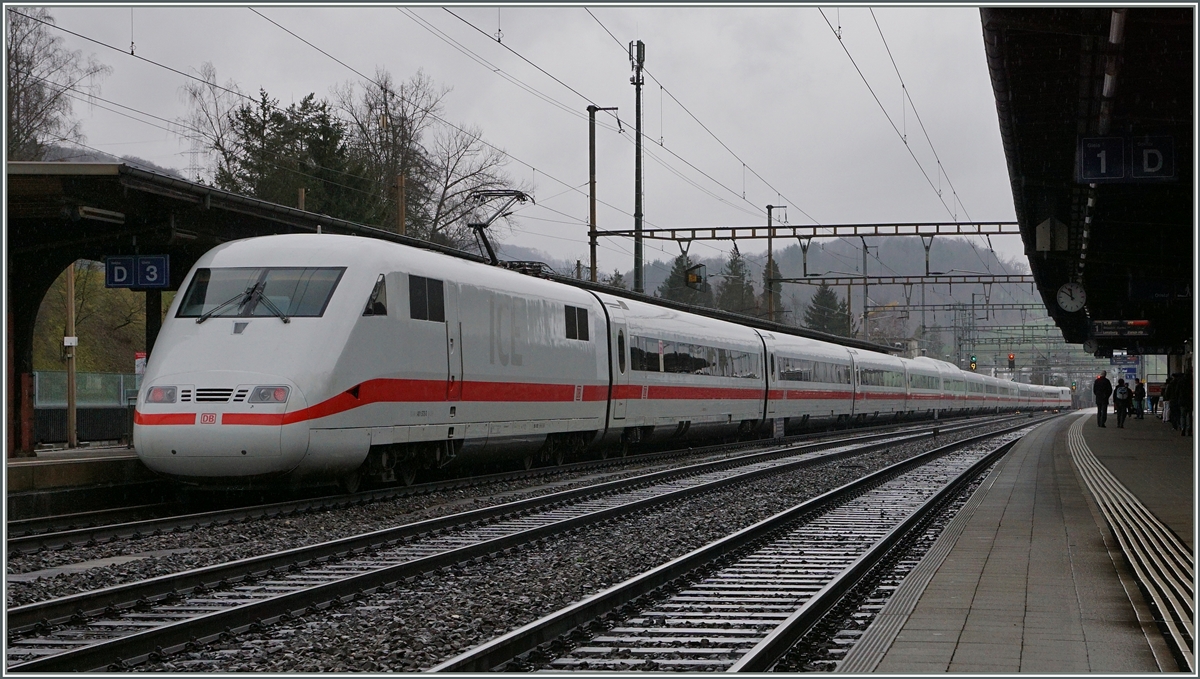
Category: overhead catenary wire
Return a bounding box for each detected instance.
[250,7,656,231]
[866,9,1015,281]
[817,8,959,223]
[22,6,642,277]
[406,9,764,222]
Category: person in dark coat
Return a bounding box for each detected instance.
[1093,370,1113,427]
[1133,378,1146,419]
[1168,372,1183,430]
[1113,378,1131,428]
[1177,369,1193,437]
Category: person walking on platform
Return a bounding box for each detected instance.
[1162,375,1174,424]
[1177,369,1193,437]
[1093,370,1113,428]
[1133,378,1146,419]
[1168,373,1183,430]
[1113,378,1131,428]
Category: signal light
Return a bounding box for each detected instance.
[1008,353,1016,369]
[969,354,977,371]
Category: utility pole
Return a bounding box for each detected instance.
[395,174,406,236]
[65,263,77,448]
[588,104,618,282]
[860,236,870,341]
[630,39,645,293]
[766,204,785,323]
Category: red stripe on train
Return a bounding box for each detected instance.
[133,411,196,425]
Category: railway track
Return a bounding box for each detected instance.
[7,414,1019,553]
[5,417,1043,672]
[431,423,1043,672]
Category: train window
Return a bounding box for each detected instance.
[617,331,626,373]
[362,275,387,316]
[409,275,445,322]
[565,306,590,340]
[910,374,940,390]
[630,336,657,372]
[177,267,346,319]
[777,357,852,385]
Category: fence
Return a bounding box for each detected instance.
[34,371,138,407]
[33,372,138,444]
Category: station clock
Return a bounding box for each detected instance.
[1056,282,1087,312]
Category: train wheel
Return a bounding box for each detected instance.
[523,452,535,470]
[338,469,362,494]
[399,461,418,486]
[552,443,566,467]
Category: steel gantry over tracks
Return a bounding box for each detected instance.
[595,221,1021,242]
[778,274,1035,286]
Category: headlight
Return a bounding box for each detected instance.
[146,386,177,404]
[249,386,290,403]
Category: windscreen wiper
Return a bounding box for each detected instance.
[196,284,256,324]
[253,289,291,323]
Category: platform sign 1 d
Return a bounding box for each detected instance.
[1077,135,1175,183]
[106,255,169,289]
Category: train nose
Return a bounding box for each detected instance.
[133,373,310,481]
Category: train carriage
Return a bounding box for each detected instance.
[847,349,908,422]
[901,356,944,419]
[762,332,856,432]
[962,371,988,413]
[596,292,766,446]
[136,235,612,488]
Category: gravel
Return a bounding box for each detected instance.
[120,421,1027,672]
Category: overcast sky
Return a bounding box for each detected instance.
[43,4,1027,277]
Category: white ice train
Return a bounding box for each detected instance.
[134,234,1071,490]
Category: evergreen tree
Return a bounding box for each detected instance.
[214,91,372,221]
[604,269,628,290]
[804,282,856,336]
[760,257,782,322]
[715,249,758,315]
[657,253,712,306]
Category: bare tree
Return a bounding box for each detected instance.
[178,61,244,183]
[421,123,518,247]
[335,69,443,231]
[6,7,110,160]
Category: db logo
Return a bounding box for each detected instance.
[200,413,217,425]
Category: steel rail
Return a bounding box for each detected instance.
[6,423,965,672]
[7,414,1012,552]
[728,436,1021,670]
[429,416,1051,672]
[1066,416,1194,672]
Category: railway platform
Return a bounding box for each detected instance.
[840,411,1194,673]
[6,445,167,521]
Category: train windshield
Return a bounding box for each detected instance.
[176,267,346,319]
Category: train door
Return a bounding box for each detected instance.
[767,351,776,416]
[445,284,462,400]
[609,306,629,420]
[847,351,860,418]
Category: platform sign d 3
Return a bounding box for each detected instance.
[106,255,169,289]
